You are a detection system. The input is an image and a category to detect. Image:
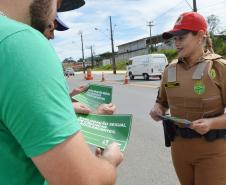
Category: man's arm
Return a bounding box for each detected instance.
[32,132,123,185]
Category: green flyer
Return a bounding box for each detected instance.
[77,113,132,151]
[158,114,191,127]
[72,84,112,110]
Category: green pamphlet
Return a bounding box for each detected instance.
[77,113,132,151]
[158,114,191,127]
[72,84,112,110]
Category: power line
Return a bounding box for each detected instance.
[198,0,226,10]
[184,0,193,10]
[113,0,185,33]
[199,6,226,16]
[56,0,226,55]
[152,0,184,21]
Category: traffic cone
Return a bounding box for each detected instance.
[101,72,105,82]
[85,67,93,80]
[123,72,129,84]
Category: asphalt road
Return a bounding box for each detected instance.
[67,72,180,185]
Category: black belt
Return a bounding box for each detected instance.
[175,126,226,141]
[162,119,226,147]
[175,127,201,138]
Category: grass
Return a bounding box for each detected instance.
[94,61,127,71]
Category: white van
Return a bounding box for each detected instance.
[127,54,168,80]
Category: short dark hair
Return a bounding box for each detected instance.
[30,0,53,33]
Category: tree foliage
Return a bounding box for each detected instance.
[212,35,226,56]
[207,14,220,34]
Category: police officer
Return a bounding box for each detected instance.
[150,12,226,185]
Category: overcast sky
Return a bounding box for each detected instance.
[51,0,226,61]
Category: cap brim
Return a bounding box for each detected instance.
[162,30,190,40]
[58,0,85,12]
[55,15,69,31]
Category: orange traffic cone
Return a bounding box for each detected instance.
[123,72,129,84]
[101,72,105,82]
[85,67,93,80]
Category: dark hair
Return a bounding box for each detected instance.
[30,0,53,33]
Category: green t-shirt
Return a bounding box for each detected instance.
[0,16,80,184]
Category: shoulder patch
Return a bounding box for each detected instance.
[215,58,226,65]
[203,53,222,60]
[168,59,178,67]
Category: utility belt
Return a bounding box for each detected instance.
[162,118,226,147]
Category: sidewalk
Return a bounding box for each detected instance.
[75,70,127,75]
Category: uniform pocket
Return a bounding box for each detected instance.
[202,95,224,117]
[168,97,204,121]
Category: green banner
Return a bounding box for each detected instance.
[77,113,132,151]
[72,84,112,110]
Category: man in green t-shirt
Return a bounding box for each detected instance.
[0,1,123,185]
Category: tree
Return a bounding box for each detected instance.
[77,58,83,63]
[206,15,226,56]
[207,14,220,34]
[212,35,226,56]
[220,30,226,35]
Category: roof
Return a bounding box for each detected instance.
[117,34,164,47]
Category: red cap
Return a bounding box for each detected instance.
[162,12,207,39]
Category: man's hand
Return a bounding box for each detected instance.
[96,143,123,167]
[149,103,166,121]
[72,102,91,114]
[190,118,214,135]
[32,132,121,185]
[96,103,116,115]
[70,85,88,98]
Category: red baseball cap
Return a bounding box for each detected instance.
[162,12,207,39]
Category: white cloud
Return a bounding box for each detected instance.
[52,0,226,61]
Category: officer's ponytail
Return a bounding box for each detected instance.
[205,32,214,53]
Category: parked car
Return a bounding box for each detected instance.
[126,54,168,80]
[64,68,75,76]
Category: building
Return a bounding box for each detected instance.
[116,35,174,61]
[116,37,148,62]
[102,59,112,66]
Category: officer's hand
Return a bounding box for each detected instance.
[96,103,116,115]
[70,85,88,97]
[149,103,165,121]
[97,142,123,167]
[190,118,213,135]
[72,102,92,114]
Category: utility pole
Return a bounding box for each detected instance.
[80,32,85,74]
[193,0,197,12]
[147,21,154,53]
[110,16,116,74]
[90,45,94,68]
